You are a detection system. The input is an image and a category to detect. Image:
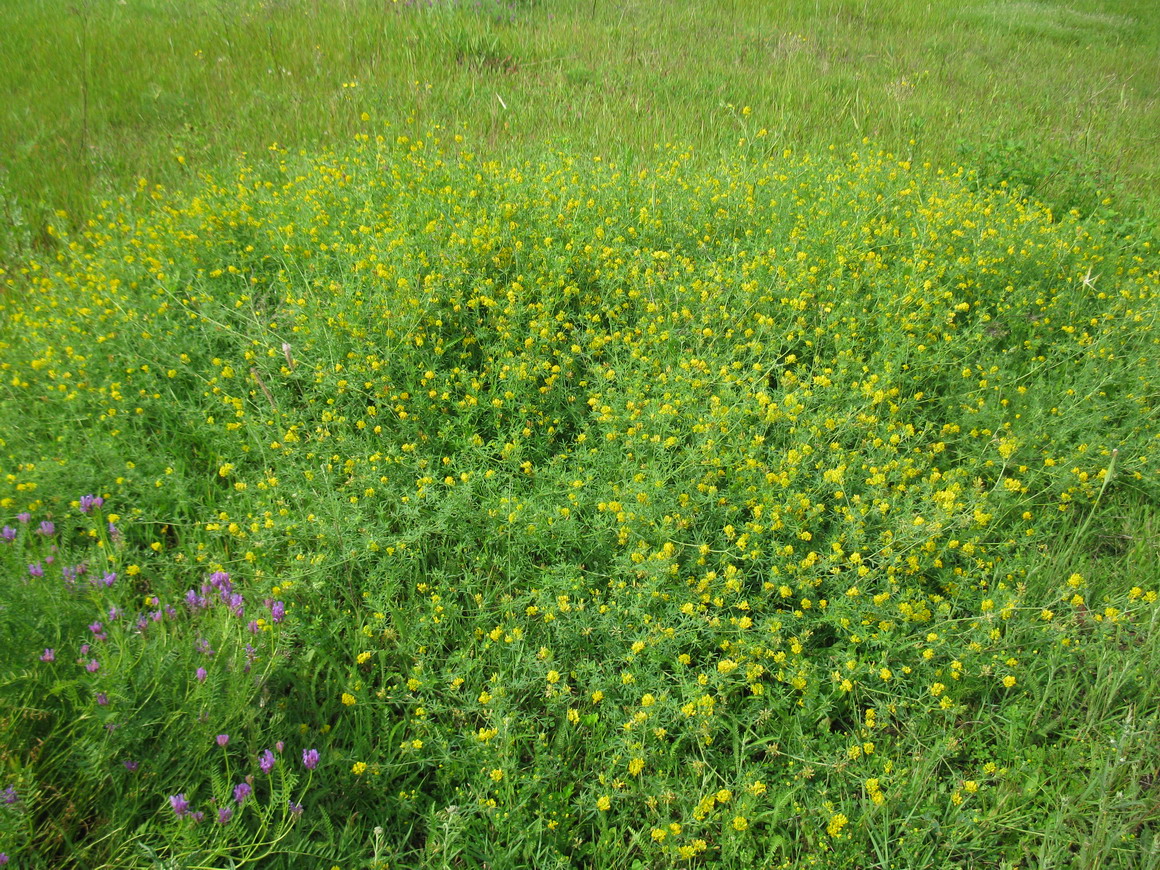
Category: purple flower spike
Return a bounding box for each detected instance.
[259,749,276,774]
[217,734,230,748]
[217,806,233,824]
[108,522,121,543]
[233,782,252,804]
[79,494,104,513]
[124,760,139,772]
[28,562,44,578]
[37,520,55,536]
[41,648,55,662]
[1,526,15,542]
[0,851,8,864]
[191,810,204,823]
[288,800,303,818]
[96,692,108,706]
[89,622,106,641]
[170,793,190,818]
[302,748,319,770]
[17,513,30,524]
[100,571,116,588]
[2,786,17,804]
[275,741,284,753]
[86,659,100,673]
[270,600,286,623]
[196,667,208,683]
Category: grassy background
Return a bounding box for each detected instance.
[1,1,1159,868]
[1,0,1158,252]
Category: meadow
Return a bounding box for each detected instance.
[1,1,1159,868]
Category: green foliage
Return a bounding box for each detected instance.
[2,130,1159,866]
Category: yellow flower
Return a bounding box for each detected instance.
[356,651,372,665]
[596,795,611,811]
[732,816,748,831]
[827,813,849,837]
[341,693,356,707]
[1002,675,1016,688]
[489,768,504,782]
[628,757,644,776]
[546,670,561,684]
[352,761,367,775]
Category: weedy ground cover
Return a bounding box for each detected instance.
[1,1,1159,869]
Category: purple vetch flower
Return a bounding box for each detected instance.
[302,748,319,770]
[79,643,90,656]
[209,572,232,594]
[40,648,55,662]
[107,522,121,543]
[247,620,260,635]
[217,806,233,824]
[108,605,120,621]
[227,593,245,618]
[196,667,208,683]
[233,782,252,805]
[2,786,17,804]
[195,638,215,657]
[124,760,139,772]
[275,740,284,753]
[0,851,8,864]
[28,562,44,578]
[185,589,207,610]
[79,494,104,513]
[191,810,204,823]
[270,600,286,623]
[89,622,106,641]
[17,513,30,524]
[37,520,55,536]
[136,614,149,631]
[164,604,177,619]
[169,793,190,818]
[95,692,108,706]
[288,800,303,818]
[216,734,230,748]
[1,526,15,542]
[259,749,276,774]
[86,659,100,673]
[243,644,257,674]
[99,571,116,588]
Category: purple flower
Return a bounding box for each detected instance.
[275,740,284,753]
[209,571,232,593]
[28,562,44,578]
[79,643,90,656]
[165,604,177,619]
[37,520,55,536]
[2,786,17,804]
[302,748,319,770]
[259,749,276,774]
[247,620,260,635]
[17,513,30,524]
[1,526,15,542]
[233,782,252,804]
[196,667,208,683]
[136,614,149,631]
[40,648,55,662]
[0,851,8,864]
[195,638,215,657]
[124,760,139,772]
[89,622,106,641]
[95,692,108,706]
[270,600,286,623]
[217,806,233,824]
[108,605,120,621]
[288,800,303,818]
[79,494,104,513]
[216,734,230,748]
[100,571,116,588]
[228,593,245,618]
[107,522,121,543]
[170,793,190,818]
[190,810,204,823]
[86,659,100,673]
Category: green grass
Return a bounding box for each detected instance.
[1,0,1158,252]
[1,1,1159,868]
